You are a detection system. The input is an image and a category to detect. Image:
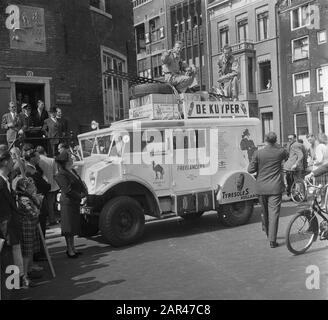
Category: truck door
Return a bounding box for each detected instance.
[171,128,211,193]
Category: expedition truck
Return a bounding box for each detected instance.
[75,87,261,247]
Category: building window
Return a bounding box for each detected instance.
[293,71,310,96]
[135,24,146,54]
[219,25,229,50]
[102,49,128,123]
[261,112,273,142]
[259,61,272,91]
[291,3,311,30]
[149,17,163,43]
[319,111,325,133]
[90,0,111,13]
[248,57,254,93]
[237,18,248,42]
[317,68,323,92]
[292,36,309,61]
[317,30,327,44]
[152,54,163,79]
[257,11,269,41]
[132,0,152,9]
[294,113,308,136]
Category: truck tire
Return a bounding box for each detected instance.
[79,215,99,237]
[99,196,145,247]
[181,212,204,220]
[130,83,175,98]
[218,200,254,227]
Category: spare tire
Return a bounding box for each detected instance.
[130,83,175,98]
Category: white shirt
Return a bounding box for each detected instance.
[314,143,328,166]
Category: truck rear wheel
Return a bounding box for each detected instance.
[218,200,254,227]
[99,196,145,247]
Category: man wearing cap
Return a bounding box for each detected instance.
[1,101,21,146]
[18,103,35,137]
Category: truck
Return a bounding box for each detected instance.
[75,87,261,247]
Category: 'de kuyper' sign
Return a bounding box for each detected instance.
[185,101,249,118]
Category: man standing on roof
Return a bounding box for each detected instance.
[215,45,239,101]
[161,41,197,93]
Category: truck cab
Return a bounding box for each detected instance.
[77,92,261,247]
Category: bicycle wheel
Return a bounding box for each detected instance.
[290,179,306,203]
[285,210,318,255]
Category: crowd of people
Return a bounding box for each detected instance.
[248,131,328,248]
[1,100,68,157]
[0,138,86,293]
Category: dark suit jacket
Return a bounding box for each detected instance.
[18,113,35,132]
[0,176,21,241]
[57,117,68,137]
[55,169,87,205]
[33,109,49,127]
[1,112,21,144]
[42,118,62,145]
[248,144,289,195]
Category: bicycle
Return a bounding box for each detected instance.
[285,178,328,255]
[282,169,307,203]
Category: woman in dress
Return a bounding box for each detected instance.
[13,176,43,287]
[54,150,87,258]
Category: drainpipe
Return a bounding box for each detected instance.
[275,1,284,145]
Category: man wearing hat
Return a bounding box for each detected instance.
[1,101,21,146]
[18,103,35,137]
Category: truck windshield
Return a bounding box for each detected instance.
[80,134,113,158]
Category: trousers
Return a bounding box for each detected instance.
[258,194,282,242]
[165,72,196,93]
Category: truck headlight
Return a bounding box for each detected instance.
[89,171,96,186]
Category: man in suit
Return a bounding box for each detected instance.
[42,107,62,157]
[33,100,48,127]
[283,133,304,197]
[248,132,288,248]
[0,147,26,289]
[1,101,21,146]
[18,103,35,135]
[56,107,68,137]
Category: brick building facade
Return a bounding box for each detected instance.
[207,0,281,143]
[278,0,328,142]
[133,0,209,90]
[0,0,136,143]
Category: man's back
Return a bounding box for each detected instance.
[248,144,288,195]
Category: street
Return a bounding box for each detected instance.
[12,201,328,300]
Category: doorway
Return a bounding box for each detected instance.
[15,83,45,113]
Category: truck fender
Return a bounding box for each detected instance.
[215,170,257,205]
[96,177,162,217]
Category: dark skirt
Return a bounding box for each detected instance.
[21,217,40,257]
[60,202,81,236]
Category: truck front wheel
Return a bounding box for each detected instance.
[99,196,145,247]
[218,200,254,227]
